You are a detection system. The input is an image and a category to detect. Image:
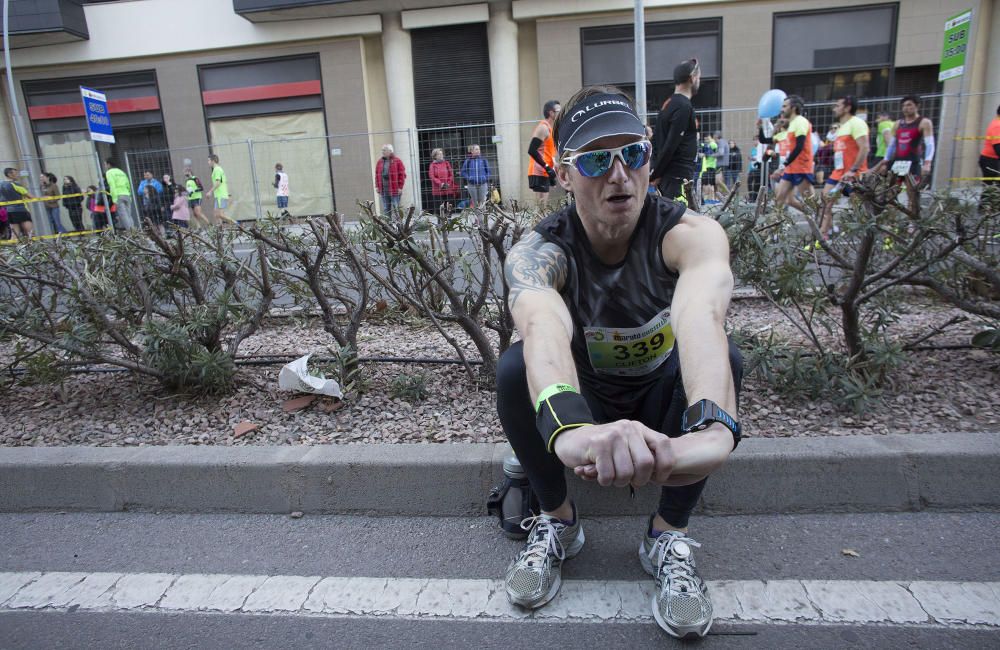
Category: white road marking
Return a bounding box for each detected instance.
[0,572,997,627]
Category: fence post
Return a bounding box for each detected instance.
[946,92,964,192]
[408,127,421,213]
[247,138,263,221]
[123,152,141,229]
[24,156,47,235]
[93,150,115,230]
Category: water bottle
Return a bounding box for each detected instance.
[487,453,537,539]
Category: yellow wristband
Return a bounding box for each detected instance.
[535,383,577,413]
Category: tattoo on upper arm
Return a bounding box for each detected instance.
[504,231,568,309]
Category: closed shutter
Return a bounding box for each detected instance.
[411,24,493,127]
[892,66,943,97]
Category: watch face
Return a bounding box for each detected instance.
[684,400,707,430]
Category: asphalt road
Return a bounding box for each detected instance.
[2,610,996,650]
[2,511,998,648]
[3,511,998,582]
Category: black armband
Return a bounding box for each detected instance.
[528,137,548,169]
[536,391,596,453]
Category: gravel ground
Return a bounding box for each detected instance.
[1,297,997,447]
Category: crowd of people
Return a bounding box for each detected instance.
[643,57,993,245]
[381,142,500,217]
[4,77,996,240]
[0,153,304,240]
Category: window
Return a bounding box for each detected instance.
[582,19,722,114]
[773,4,897,101]
[892,65,943,96]
[198,55,324,120]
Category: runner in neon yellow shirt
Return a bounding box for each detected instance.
[206,154,236,225]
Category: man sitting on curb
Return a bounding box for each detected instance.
[496,85,743,639]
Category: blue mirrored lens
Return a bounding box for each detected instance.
[576,151,612,177]
[622,142,651,169]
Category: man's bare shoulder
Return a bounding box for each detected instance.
[505,230,568,307]
[662,210,728,271]
[530,121,551,140]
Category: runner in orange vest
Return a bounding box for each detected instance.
[820,95,869,240]
[527,100,560,208]
[770,95,815,213]
[979,104,1000,187]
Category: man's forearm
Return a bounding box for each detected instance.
[661,427,733,485]
[669,255,737,430]
[676,314,735,414]
[852,139,869,171]
[523,313,579,401]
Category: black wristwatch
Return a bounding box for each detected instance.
[681,399,741,447]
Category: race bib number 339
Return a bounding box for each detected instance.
[584,307,675,377]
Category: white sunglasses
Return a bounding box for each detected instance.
[560,140,652,177]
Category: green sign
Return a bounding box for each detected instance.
[939,9,972,81]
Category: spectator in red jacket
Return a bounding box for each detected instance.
[375,144,407,214]
[428,148,456,215]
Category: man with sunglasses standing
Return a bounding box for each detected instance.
[527,100,561,208]
[650,59,701,204]
[497,86,742,639]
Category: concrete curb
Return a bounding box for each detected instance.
[0,433,997,516]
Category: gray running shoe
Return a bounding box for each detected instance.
[640,526,713,638]
[504,512,585,609]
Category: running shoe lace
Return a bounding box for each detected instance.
[648,533,702,594]
[518,515,567,568]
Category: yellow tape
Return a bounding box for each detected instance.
[953,135,1000,141]
[947,177,1000,181]
[0,191,98,207]
[0,227,112,246]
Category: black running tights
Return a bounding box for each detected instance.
[496,340,743,529]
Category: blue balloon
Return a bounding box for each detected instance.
[758,89,787,119]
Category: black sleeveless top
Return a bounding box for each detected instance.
[535,195,685,417]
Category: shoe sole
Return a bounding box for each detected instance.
[639,540,713,639]
[506,524,585,610]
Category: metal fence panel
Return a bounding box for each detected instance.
[17,90,991,233]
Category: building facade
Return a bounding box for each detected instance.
[2,0,998,225]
